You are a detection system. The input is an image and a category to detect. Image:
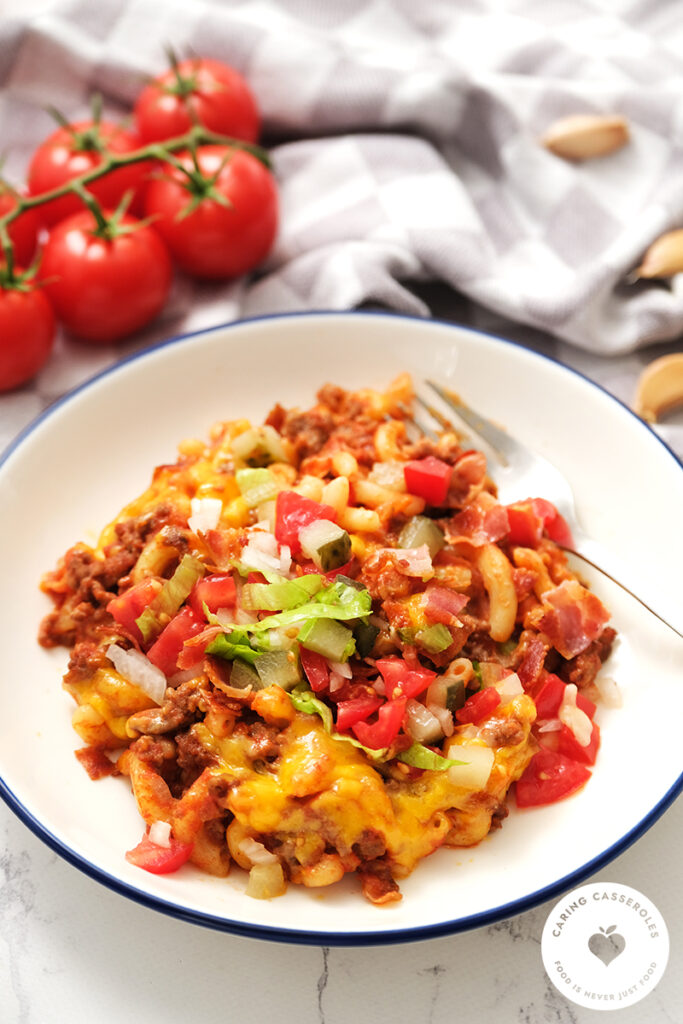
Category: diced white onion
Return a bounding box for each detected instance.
[237,837,278,866]
[233,606,260,625]
[327,660,352,679]
[445,743,495,790]
[405,699,443,744]
[427,701,454,737]
[148,821,172,848]
[496,672,524,703]
[106,644,167,704]
[329,671,346,693]
[559,684,593,746]
[596,674,623,708]
[242,530,292,576]
[538,718,562,733]
[246,861,287,900]
[188,497,222,534]
[241,544,281,574]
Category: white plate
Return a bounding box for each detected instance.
[1,312,681,945]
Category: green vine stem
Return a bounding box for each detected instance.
[0,125,271,275]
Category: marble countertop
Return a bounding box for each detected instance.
[1,290,681,1024]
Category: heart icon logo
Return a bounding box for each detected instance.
[588,925,626,966]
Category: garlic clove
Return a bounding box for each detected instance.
[541,113,629,161]
[635,229,683,279]
[633,354,683,423]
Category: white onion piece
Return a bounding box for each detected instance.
[148,821,171,847]
[446,743,495,790]
[238,837,278,866]
[106,644,167,704]
[538,718,562,733]
[241,544,281,574]
[405,699,443,744]
[496,672,524,703]
[559,684,593,746]
[249,530,279,555]
[188,496,222,534]
[327,660,352,679]
[427,701,454,737]
[246,861,287,900]
[329,671,346,694]
[596,674,623,708]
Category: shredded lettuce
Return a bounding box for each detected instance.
[241,576,323,611]
[397,742,464,771]
[235,468,280,508]
[244,577,372,634]
[205,629,264,665]
[135,554,205,642]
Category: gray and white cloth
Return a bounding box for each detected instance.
[2,0,683,366]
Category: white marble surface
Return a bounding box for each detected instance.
[1,289,681,1024]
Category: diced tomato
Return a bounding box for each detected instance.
[274,491,337,555]
[336,693,383,732]
[125,832,193,874]
[189,573,237,617]
[351,697,407,749]
[299,559,354,580]
[455,686,501,724]
[531,498,574,547]
[375,656,436,700]
[300,647,330,693]
[146,606,205,676]
[515,748,591,807]
[506,501,544,547]
[403,456,453,506]
[576,692,597,719]
[106,578,160,642]
[533,673,565,718]
[557,721,600,765]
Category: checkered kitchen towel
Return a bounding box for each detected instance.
[2,0,683,375]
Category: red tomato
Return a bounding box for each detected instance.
[144,145,278,279]
[530,498,574,547]
[532,673,565,719]
[576,692,596,719]
[455,686,501,724]
[38,209,172,343]
[299,647,330,693]
[107,578,161,642]
[0,189,40,267]
[375,657,436,700]
[189,573,237,617]
[146,606,205,676]
[336,694,383,732]
[274,491,337,555]
[0,278,55,391]
[352,697,407,749]
[125,832,193,874]
[27,120,149,226]
[404,456,453,506]
[557,721,600,766]
[515,748,591,807]
[134,57,260,144]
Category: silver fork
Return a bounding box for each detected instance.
[418,379,683,641]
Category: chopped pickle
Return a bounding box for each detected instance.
[254,650,302,691]
[299,519,352,572]
[230,659,261,690]
[298,617,355,662]
[398,515,446,558]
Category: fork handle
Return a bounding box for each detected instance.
[565,541,683,641]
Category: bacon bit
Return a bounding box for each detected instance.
[512,567,537,599]
[447,493,510,547]
[539,580,611,659]
[423,584,469,625]
[516,635,548,687]
[75,746,119,780]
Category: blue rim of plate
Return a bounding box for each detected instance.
[1,309,681,947]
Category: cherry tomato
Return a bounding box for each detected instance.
[0,278,55,391]
[125,832,193,874]
[38,209,172,343]
[144,145,278,279]
[0,189,40,267]
[27,120,149,226]
[134,57,260,144]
